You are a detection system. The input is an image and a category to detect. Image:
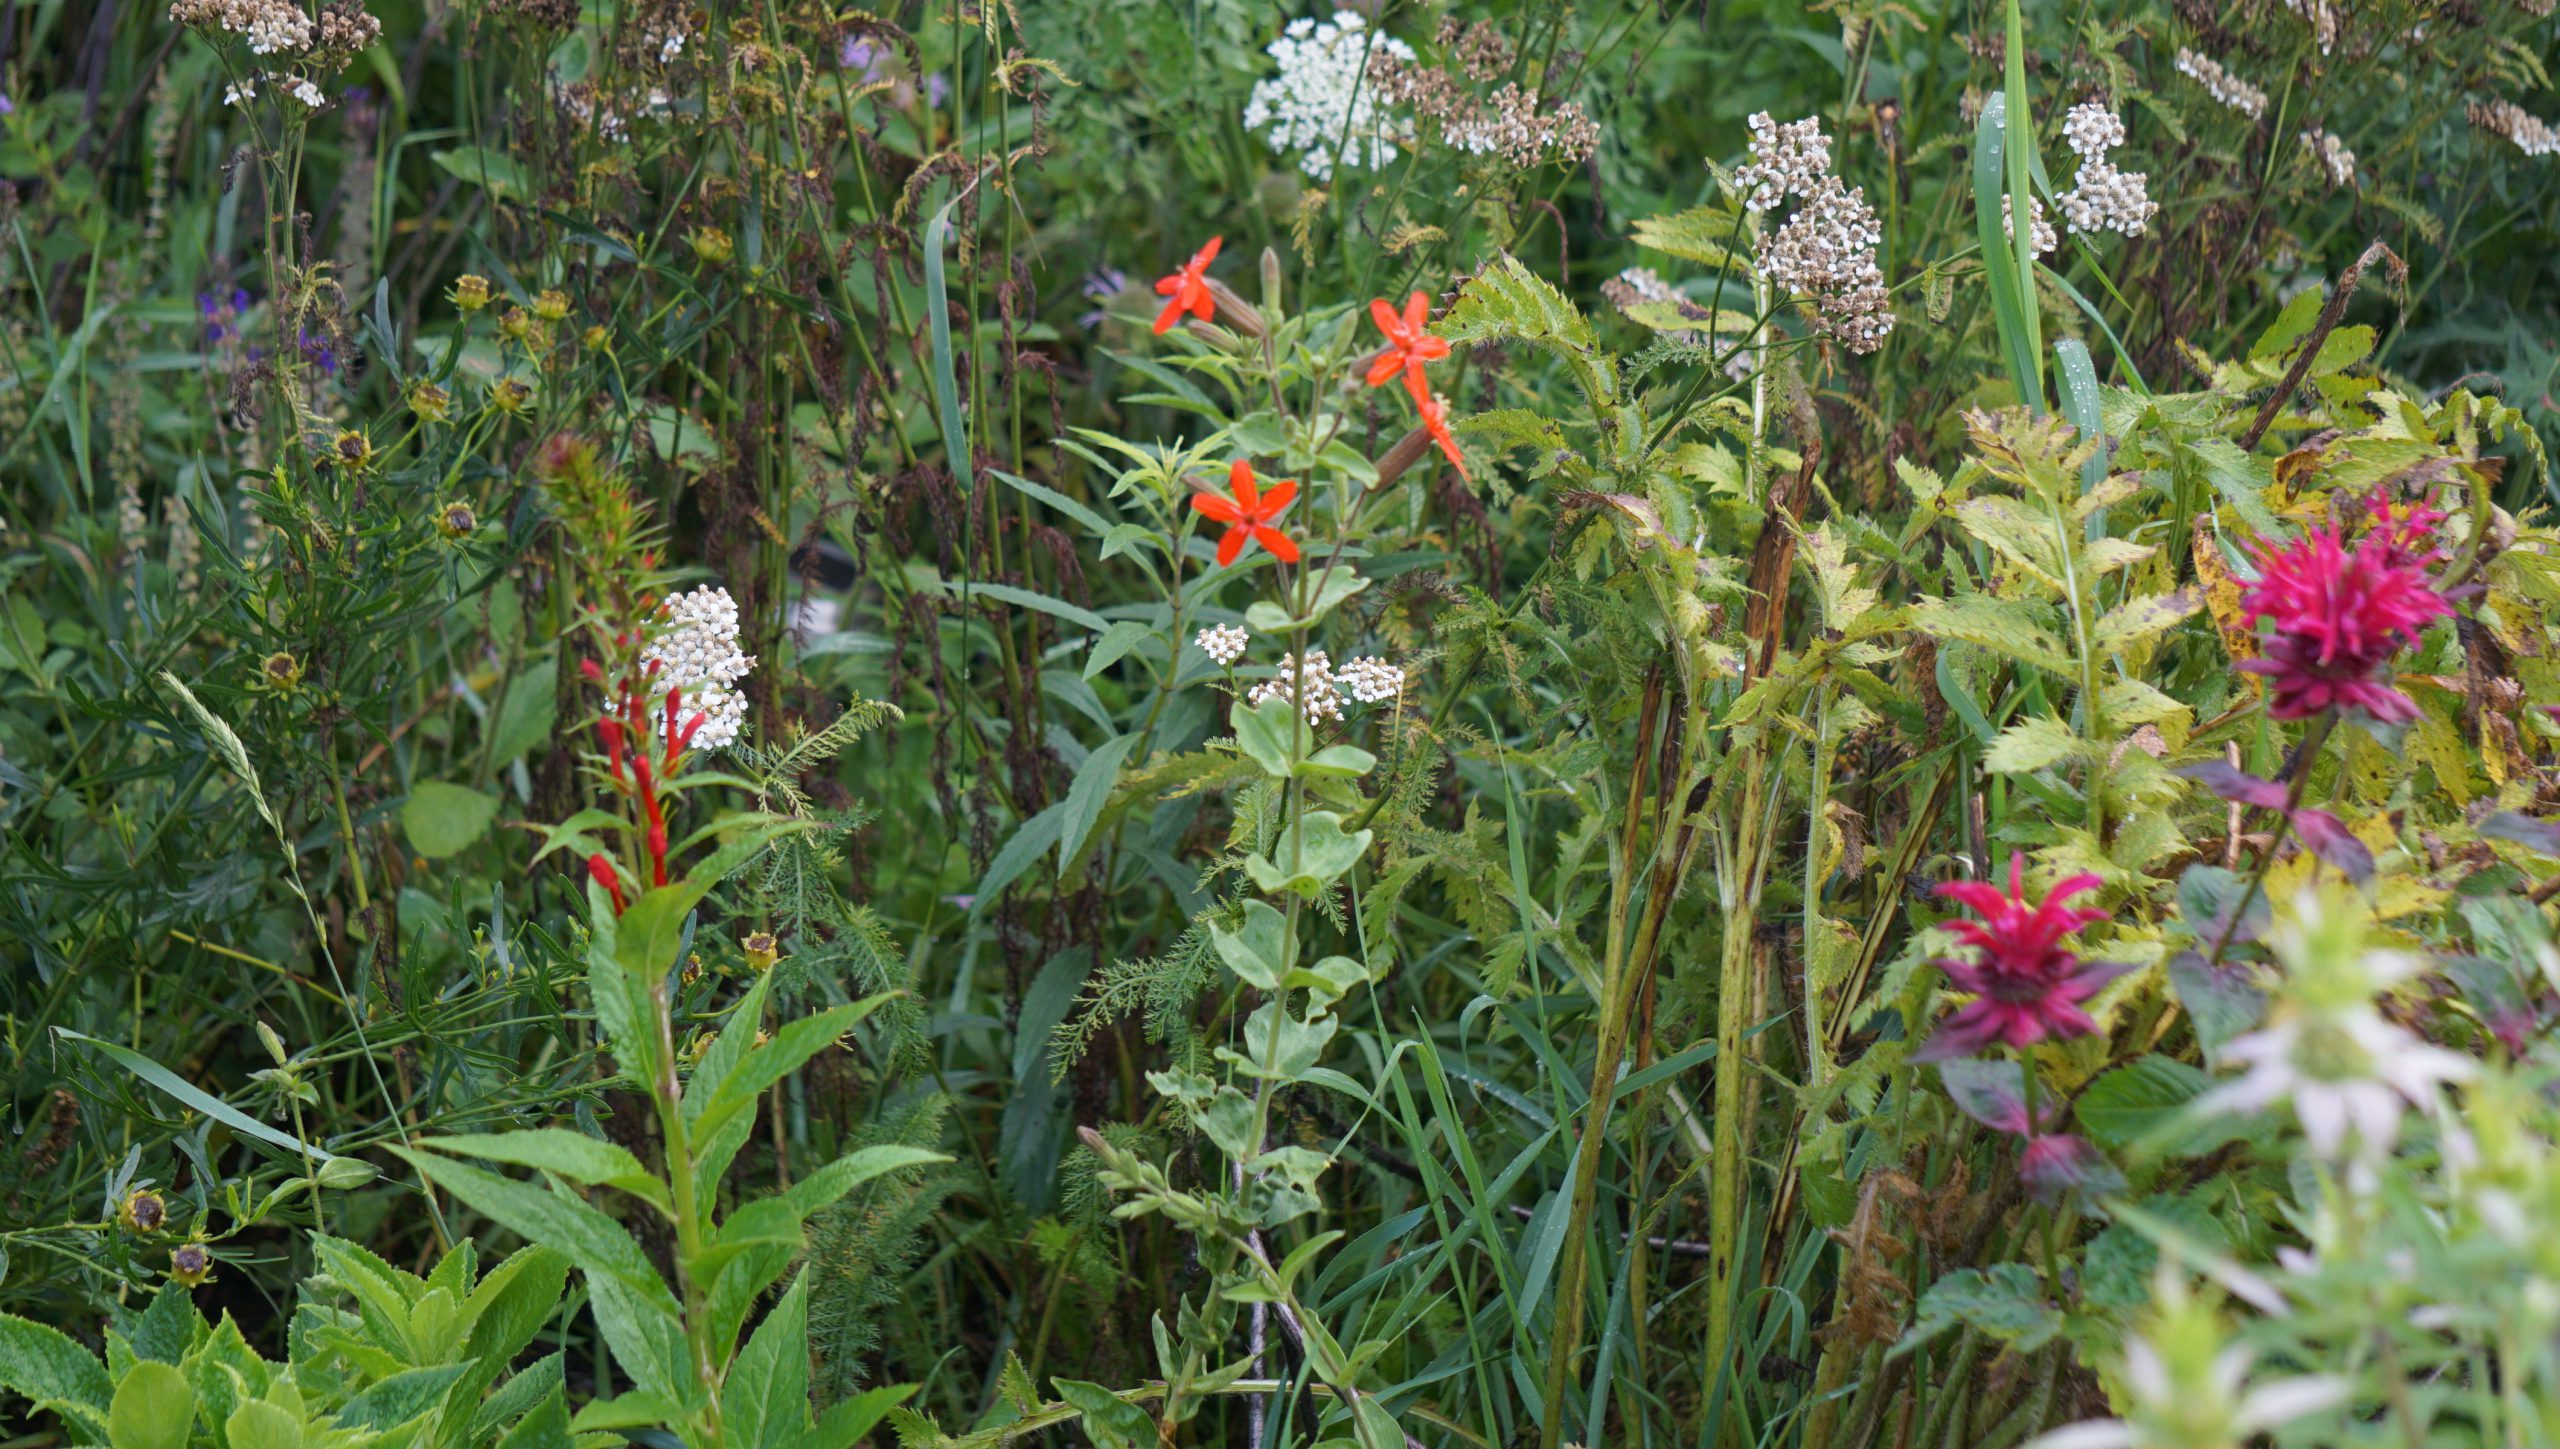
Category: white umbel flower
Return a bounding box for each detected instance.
[2175,49,2268,119]
[644,584,757,753]
[288,76,325,107]
[1242,11,1416,181]
[1195,624,1251,667]
[223,77,258,106]
[1247,650,1344,724]
[1335,655,1405,704]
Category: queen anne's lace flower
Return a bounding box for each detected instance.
[644,584,756,752]
[1195,624,1250,667]
[2175,49,2268,119]
[1335,656,1405,704]
[1243,11,1416,181]
[1247,650,1345,724]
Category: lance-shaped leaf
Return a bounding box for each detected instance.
[2289,807,2374,884]
[2481,811,2560,858]
[2178,760,2290,811]
[2094,589,2201,652]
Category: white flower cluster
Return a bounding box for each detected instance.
[2472,98,2560,158]
[1734,112,1832,210]
[1243,11,1417,181]
[2056,102,2156,238]
[1195,623,1251,667]
[1335,655,1406,704]
[221,73,327,108]
[1739,114,1894,354]
[2175,49,2268,119]
[1249,649,1345,724]
[2002,192,2056,257]
[2300,128,2356,186]
[2282,0,2339,53]
[1243,650,1405,723]
[644,584,756,753]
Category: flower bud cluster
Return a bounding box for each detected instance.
[2175,49,2267,119]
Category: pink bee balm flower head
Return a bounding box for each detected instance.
[2236,498,2455,725]
[1917,856,2124,1062]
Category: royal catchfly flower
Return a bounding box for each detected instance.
[1152,236,1222,335]
[1191,460,1300,567]
[1416,390,1470,479]
[2236,496,2455,724]
[1917,855,2124,1061]
[1365,291,1450,405]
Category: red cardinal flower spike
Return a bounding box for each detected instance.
[1365,291,1450,404]
[1152,236,1223,335]
[1916,855,2124,1061]
[1191,459,1300,567]
[1417,391,1469,481]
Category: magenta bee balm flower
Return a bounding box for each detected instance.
[1917,857,2125,1062]
[2236,499,2455,725]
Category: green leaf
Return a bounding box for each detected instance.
[1982,716,2080,774]
[418,1133,668,1213]
[53,1030,346,1164]
[1057,733,1141,877]
[337,1365,469,1431]
[429,147,532,201]
[1233,696,1309,779]
[2076,1054,2246,1155]
[108,1361,191,1449]
[486,661,560,765]
[403,783,501,859]
[1211,901,1292,991]
[1082,620,1155,680]
[389,1150,680,1315]
[1898,1264,2054,1355]
[2093,590,2201,652]
[721,1274,809,1449]
[779,1145,952,1220]
[1051,1380,1154,1449]
[1242,812,1373,898]
[225,1398,303,1449]
[950,580,1107,634]
[1630,205,1747,267]
[1298,744,1377,779]
[971,802,1066,919]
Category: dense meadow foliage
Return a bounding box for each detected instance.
[10,0,2560,1444]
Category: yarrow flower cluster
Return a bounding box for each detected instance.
[1918,856,2126,1062]
[175,0,375,111]
[1195,624,1251,667]
[1737,115,1893,354]
[2470,98,2560,158]
[1334,655,1405,704]
[2300,128,2356,187]
[2282,0,2340,53]
[2175,49,2268,119]
[2003,193,2057,257]
[1365,21,1597,169]
[643,584,755,752]
[1249,650,1346,724]
[2236,496,2456,724]
[1243,11,1416,181]
[170,0,311,52]
[2054,101,2156,238]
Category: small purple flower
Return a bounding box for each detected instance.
[0,93,15,117]
[298,326,339,377]
[199,288,252,344]
[925,71,949,108]
[1077,267,1127,329]
[838,34,887,80]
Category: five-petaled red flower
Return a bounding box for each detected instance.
[1191,459,1300,567]
[1916,856,2124,1062]
[1416,390,1469,481]
[1153,236,1224,335]
[2237,495,2455,725]
[1364,291,1450,405]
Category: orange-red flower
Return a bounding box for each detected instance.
[1364,291,1450,404]
[1191,459,1300,567]
[1417,390,1469,480]
[1153,236,1223,335]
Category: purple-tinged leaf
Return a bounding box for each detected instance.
[2290,807,2374,884]
[2176,864,2269,947]
[2167,950,2266,1066]
[1937,1058,2050,1137]
[2177,760,2290,810]
[2481,811,2560,859]
[2019,1133,2123,1204]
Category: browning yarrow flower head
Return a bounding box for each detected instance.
[1759,174,1895,353]
[1249,650,1346,724]
[2053,102,2156,238]
[2300,128,2357,187]
[644,584,755,752]
[168,0,312,54]
[120,1187,168,1233]
[1916,856,2125,1061]
[2003,193,2057,257]
[2237,497,2456,724]
[2060,101,2125,160]
[1152,236,1223,335]
[1195,623,1251,667]
[1191,459,1300,567]
[1244,11,1417,180]
[2470,99,2560,158]
[1734,112,1833,211]
[168,1242,214,1287]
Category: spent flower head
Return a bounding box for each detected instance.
[1248,650,1345,725]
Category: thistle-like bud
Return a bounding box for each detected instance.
[451,274,491,312]
[406,379,452,422]
[119,1188,168,1233]
[168,1242,214,1287]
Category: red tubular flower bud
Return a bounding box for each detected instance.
[663,685,682,743]
[586,853,627,913]
[667,711,705,770]
[646,820,669,886]
[579,658,604,684]
[598,716,627,787]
